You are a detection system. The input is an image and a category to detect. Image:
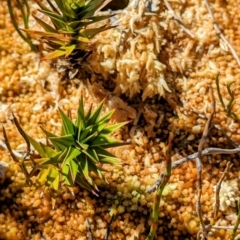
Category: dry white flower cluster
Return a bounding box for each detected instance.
[88,0,171,100]
[214,180,240,212]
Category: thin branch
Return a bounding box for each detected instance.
[203,0,240,66]
[146,145,240,193]
[196,87,215,239]
[147,145,240,193]
[213,161,232,221]
[163,0,195,38]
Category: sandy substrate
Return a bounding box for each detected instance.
[0,0,240,239]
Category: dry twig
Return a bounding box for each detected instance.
[163,0,195,38]
[203,0,240,66]
[146,145,240,193]
[196,87,215,239]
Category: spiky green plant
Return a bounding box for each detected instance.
[3,97,127,202]
[24,0,114,60]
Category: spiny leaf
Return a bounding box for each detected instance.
[59,108,75,135]
[90,134,126,148]
[2,126,19,163]
[100,122,129,135]
[60,147,81,169]
[79,155,89,181]
[69,159,78,182]
[37,167,50,184]
[48,134,75,149]
[79,25,114,39]
[42,49,66,60]
[12,113,31,153]
[33,15,57,33]
[26,134,46,158]
[87,98,105,125]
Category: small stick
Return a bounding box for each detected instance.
[163,0,195,38]
[146,132,174,240]
[195,87,215,239]
[213,161,232,221]
[203,0,240,66]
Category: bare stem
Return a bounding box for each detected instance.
[195,88,215,239]
[146,132,174,240]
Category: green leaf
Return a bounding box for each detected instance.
[46,166,59,188]
[33,15,58,33]
[78,125,93,142]
[49,0,63,14]
[75,173,94,192]
[62,1,77,19]
[80,25,114,39]
[79,155,89,181]
[78,0,104,19]
[81,132,98,144]
[95,147,121,164]
[86,148,99,162]
[76,96,86,129]
[43,49,66,60]
[76,140,89,151]
[26,134,46,157]
[49,134,75,149]
[39,143,58,158]
[64,44,76,57]
[38,9,65,29]
[60,147,81,169]
[87,98,105,125]
[52,173,60,192]
[82,148,98,163]
[90,134,126,148]
[59,108,75,135]
[85,103,93,121]
[100,122,128,135]
[37,167,50,184]
[46,0,61,15]
[69,159,78,182]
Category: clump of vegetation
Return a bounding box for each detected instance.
[3,97,127,205]
[24,0,114,60]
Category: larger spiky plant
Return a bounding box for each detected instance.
[3,97,127,201]
[24,0,113,61]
